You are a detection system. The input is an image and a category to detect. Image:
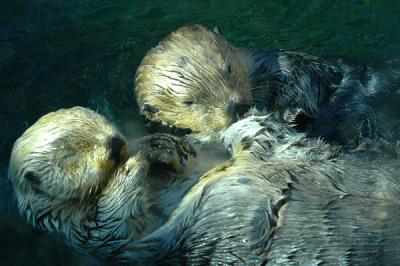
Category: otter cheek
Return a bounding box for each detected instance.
[96,158,115,176]
[202,112,230,132]
[191,105,227,132]
[93,155,116,187]
[193,121,211,132]
[65,153,114,200]
[215,117,231,131]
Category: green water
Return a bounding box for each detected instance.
[0,0,399,264]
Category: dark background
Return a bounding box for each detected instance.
[1,0,399,265]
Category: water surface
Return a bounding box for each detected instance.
[1,0,399,264]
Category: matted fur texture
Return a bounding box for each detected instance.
[135,24,400,149]
[135,24,251,132]
[118,114,400,265]
[8,107,201,259]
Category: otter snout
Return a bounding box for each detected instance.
[228,101,251,121]
[107,136,126,163]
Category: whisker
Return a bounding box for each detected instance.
[223,44,231,70]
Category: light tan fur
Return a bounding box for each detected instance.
[7,107,216,259]
[135,25,400,152]
[135,24,250,132]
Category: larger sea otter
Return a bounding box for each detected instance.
[135,24,400,148]
[119,113,400,265]
[8,107,400,265]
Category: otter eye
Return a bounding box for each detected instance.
[183,101,194,106]
[227,64,232,74]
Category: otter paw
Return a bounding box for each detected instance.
[130,133,195,173]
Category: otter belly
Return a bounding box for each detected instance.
[121,155,400,265]
[146,141,230,223]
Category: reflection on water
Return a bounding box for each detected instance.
[1,0,399,264]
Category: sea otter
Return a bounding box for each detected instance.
[8,108,400,264]
[7,107,228,260]
[118,113,400,265]
[135,24,400,149]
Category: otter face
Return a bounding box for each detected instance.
[135,24,252,132]
[8,107,128,207]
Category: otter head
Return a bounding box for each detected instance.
[135,24,252,133]
[8,107,128,223]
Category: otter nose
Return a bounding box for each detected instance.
[107,136,125,162]
[228,101,251,118]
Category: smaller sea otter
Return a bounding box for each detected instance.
[135,24,400,148]
[7,107,206,259]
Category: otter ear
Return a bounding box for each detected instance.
[141,104,159,119]
[24,171,41,185]
[212,26,223,36]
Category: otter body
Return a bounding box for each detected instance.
[120,115,400,265]
[8,109,400,264]
[248,50,400,148]
[135,25,400,149]
[8,107,228,260]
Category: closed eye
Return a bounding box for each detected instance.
[227,64,232,74]
[183,101,194,106]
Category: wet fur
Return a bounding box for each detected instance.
[118,114,400,265]
[135,24,251,133]
[249,51,400,150]
[135,24,400,151]
[8,107,227,259]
